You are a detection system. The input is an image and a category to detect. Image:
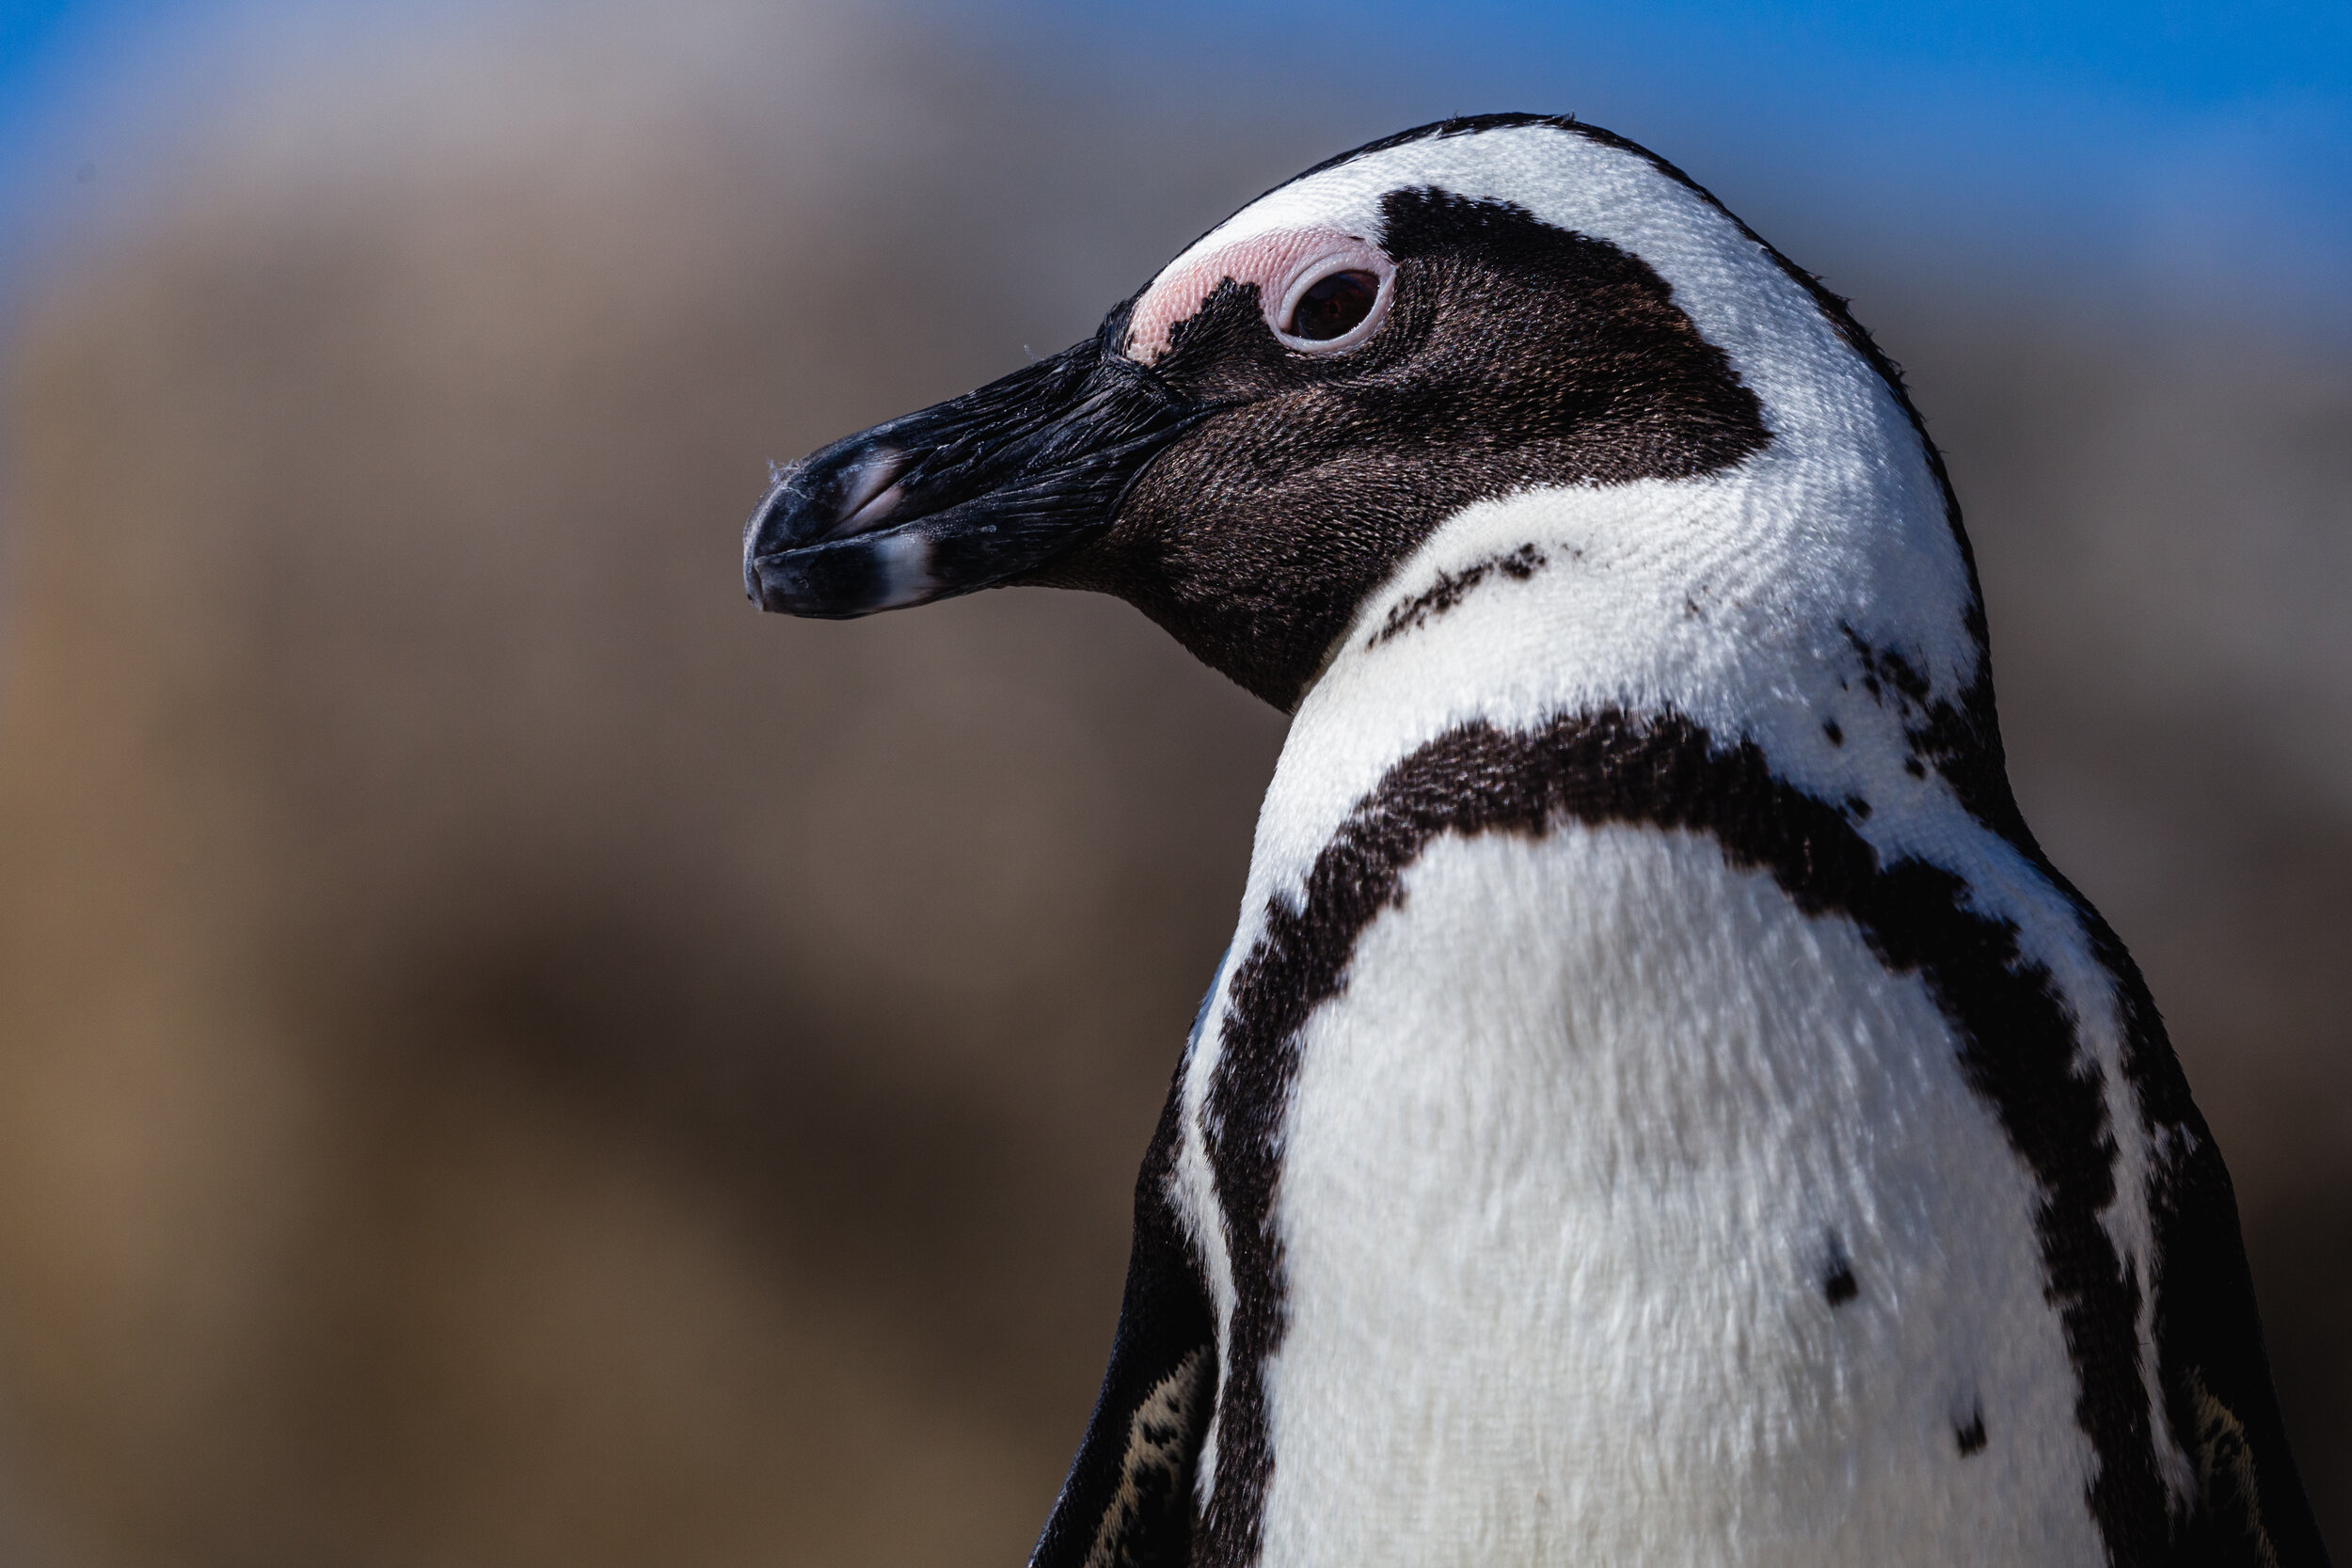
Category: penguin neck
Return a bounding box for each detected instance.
[1240,457,1998,910]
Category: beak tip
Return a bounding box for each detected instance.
[741,483,808,612]
[740,335,1198,621]
[742,536,911,620]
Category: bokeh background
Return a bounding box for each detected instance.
[0,1,2344,1562]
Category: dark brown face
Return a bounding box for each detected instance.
[1038,188,1772,707]
[743,185,1769,711]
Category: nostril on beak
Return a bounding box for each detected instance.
[823,446,908,541]
[830,481,906,541]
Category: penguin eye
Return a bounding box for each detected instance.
[1270,255,1391,354]
[1286,271,1379,341]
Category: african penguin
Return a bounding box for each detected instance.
[741,115,2329,1567]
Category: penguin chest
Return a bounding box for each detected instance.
[1238,821,2106,1567]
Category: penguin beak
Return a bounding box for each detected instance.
[743,319,1213,617]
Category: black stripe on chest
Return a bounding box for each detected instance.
[1193,707,2168,1565]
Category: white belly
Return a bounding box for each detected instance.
[1243,822,2105,1566]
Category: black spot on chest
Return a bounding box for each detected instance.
[1044,190,1770,710]
[1822,1233,1860,1306]
[1369,542,1549,646]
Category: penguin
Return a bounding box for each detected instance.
[740,115,2329,1567]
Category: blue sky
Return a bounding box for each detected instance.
[0,0,196,300]
[1021,0,2352,331]
[1,0,2348,331]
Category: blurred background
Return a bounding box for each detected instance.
[0,1,2344,1562]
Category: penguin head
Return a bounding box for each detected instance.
[745,115,1980,723]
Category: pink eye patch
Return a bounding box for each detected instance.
[1126,228,1392,363]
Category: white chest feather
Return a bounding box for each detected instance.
[1184,822,2107,1567]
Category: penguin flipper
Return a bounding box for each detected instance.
[2154,1102,2333,1568]
[1028,1084,1216,1568]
